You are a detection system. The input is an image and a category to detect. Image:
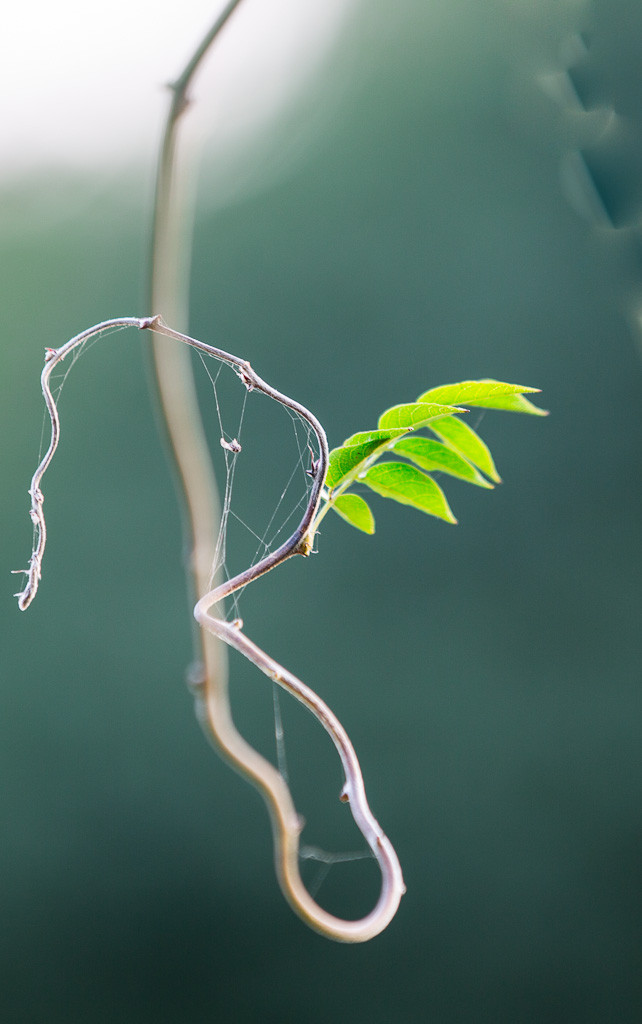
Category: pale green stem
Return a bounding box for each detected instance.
[146,0,246,711]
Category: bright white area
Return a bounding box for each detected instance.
[1,0,357,183]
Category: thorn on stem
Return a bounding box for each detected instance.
[139,314,162,331]
[305,444,320,479]
[296,531,315,557]
[238,364,254,392]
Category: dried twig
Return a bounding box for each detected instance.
[15,316,405,942]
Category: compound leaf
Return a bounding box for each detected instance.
[429,415,500,483]
[332,494,375,534]
[391,436,493,488]
[363,461,457,523]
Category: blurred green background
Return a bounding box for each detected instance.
[2,2,641,1022]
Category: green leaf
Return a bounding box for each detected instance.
[417,379,541,411]
[471,383,548,416]
[342,428,406,447]
[429,415,501,483]
[362,462,457,523]
[331,494,375,534]
[327,432,403,490]
[391,436,493,488]
[377,402,465,432]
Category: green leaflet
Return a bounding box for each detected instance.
[428,415,500,483]
[326,432,404,490]
[362,461,457,523]
[391,436,493,488]
[332,494,375,534]
[418,379,542,411]
[342,428,406,447]
[472,391,548,416]
[377,402,465,432]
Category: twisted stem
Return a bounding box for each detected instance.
[15,317,405,942]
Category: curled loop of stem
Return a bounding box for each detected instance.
[16,318,405,942]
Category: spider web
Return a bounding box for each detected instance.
[194,350,374,898]
[23,328,376,902]
[196,350,317,617]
